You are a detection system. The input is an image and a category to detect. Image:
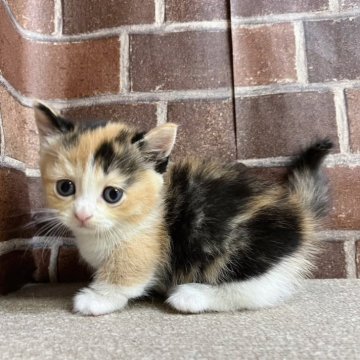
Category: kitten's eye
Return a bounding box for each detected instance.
[103,187,123,204]
[56,180,75,197]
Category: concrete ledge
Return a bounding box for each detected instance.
[0,280,359,359]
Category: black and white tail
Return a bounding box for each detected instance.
[287,139,333,219]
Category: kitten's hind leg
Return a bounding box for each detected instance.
[166,281,291,313]
[167,258,305,313]
[166,283,213,313]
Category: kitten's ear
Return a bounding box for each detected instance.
[34,102,74,140]
[141,123,178,158]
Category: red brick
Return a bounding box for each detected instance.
[312,241,347,279]
[165,0,228,22]
[345,89,360,153]
[0,168,32,241]
[0,251,35,294]
[0,2,120,99]
[168,99,236,161]
[231,0,328,17]
[57,246,92,282]
[246,167,287,183]
[232,24,296,86]
[130,31,232,91]
[63,0,155,34]
[326,167,360,230]
[305,17,360,82]
[7,0,55,34]
[235,92,339,159]
[61,102,157,132]
[0,86,39,167]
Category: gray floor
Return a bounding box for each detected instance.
[0,280,359,359]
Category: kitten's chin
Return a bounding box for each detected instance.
[71,224,97,236]
[71,224,111,237]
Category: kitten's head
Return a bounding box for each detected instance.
[34,103,177,237]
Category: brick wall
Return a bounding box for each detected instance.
[0,0,359,293]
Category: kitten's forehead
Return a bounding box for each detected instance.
[43,122,144,179]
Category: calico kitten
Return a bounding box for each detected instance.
[34,103,332,315]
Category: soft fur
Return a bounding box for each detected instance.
[34,103,332,315]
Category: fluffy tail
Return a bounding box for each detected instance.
[287,139,333,219]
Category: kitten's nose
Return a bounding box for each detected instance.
[74,211,93,225]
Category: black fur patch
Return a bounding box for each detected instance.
[131,132,145,144]
[94,141,115,173]
[223,206,302,281]
[165,163,256,281]
[56,117,75,133]
[155,157,169,174]
[112,149,142,176]
[94,140,142,176]
[290,138,333,172]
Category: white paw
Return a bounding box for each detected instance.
[73,287,127,316]
[166,283,211,313]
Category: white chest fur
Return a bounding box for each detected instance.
[74,233,112,269]
[72,207,162,270]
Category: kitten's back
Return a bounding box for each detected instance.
[163,140,332,286]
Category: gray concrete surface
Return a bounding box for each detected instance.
[0,280,359,359]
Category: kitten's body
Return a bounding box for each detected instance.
[34,104,332,315]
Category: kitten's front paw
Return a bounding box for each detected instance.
[73,287,127,316]
[166,283,211,313]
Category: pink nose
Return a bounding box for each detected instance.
[75,212,93,224]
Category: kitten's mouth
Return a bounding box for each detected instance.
[73,221,95,231]
[77,223,93,230]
